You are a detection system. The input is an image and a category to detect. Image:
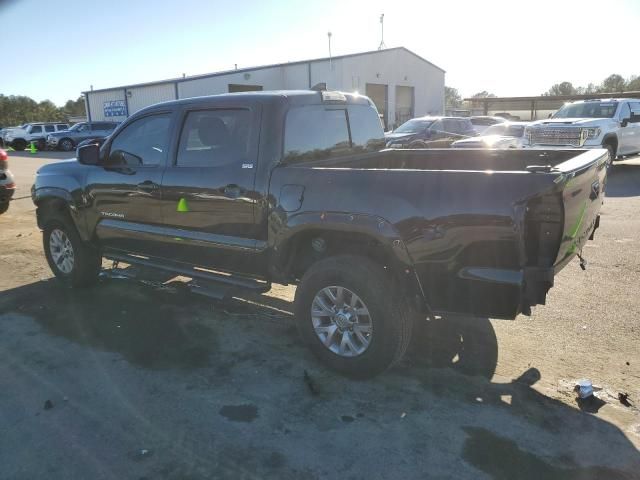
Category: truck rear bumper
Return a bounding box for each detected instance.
[421,265,554,320]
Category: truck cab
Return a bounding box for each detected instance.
[525,98,640,164]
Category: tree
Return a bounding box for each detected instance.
[472,91,496,98]
[546,81,577,96]
[600,74,626,93]
[627,76,640,91]
[62,96,86,117]
[0,94,84,127]
[444,86,462,107]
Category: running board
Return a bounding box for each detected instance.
[104,252,271,293]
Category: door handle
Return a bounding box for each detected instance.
[223,184,242,198]
[137,180,159,193]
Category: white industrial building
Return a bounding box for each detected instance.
[84,47,445,130]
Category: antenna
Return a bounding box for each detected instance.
[328,31,332,70]
[378,13,386,50]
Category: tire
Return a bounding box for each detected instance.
[409,141,427,149]
[294,255,413,378]
[0,202,8,215]
[604,143,615,168]
[37,139,46,151]
[59,138,74,152]
[42,212,101,287]
[12,139,26,151]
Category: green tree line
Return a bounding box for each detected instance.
[544,74,640,96]
[446,73,640,107]
[0,95,85,128]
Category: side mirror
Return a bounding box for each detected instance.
[104,149,143,167]
[621,118,629,128]
[77,144,100,165]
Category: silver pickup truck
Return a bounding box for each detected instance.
[525,98,640,165]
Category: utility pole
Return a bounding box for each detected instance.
[378,14,386,50]
[328,31,332,70]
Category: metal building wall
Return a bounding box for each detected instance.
[126,83,177,116]
[85,48,445,129]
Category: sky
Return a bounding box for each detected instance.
[1,0,639,106]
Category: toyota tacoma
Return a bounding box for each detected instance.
[32,90,607,377]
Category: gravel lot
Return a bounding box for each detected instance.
[1,150,639,479]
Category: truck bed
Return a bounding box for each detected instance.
[307,148,597,173]
[272,148,607,318]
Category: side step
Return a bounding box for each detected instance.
[103,252,271,298]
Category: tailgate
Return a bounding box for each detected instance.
[553,149,607,270]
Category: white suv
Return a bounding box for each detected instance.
[525,99,640,165]
[2,122,70,151]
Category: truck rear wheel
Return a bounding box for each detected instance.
[294,255,413,378]
[43,213,101,287]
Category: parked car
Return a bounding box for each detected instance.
[0,149,15,214]
[452,122,529,149]
[494,112,521,121]
[469,116,506,134]
[385,116,476,148]
[32,90,605,378]
[3,122,70,151]
[47,122,119,151]
[525,99,640,166]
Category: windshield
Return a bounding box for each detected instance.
[393,119,433,134]
[483,124,525,137]
[69,123,85,131]
[553,102,618,119]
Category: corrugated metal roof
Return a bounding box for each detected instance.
[83,47,445,95]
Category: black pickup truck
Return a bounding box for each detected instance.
[32,90,606,377]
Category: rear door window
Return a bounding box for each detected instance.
[442,119,458,134]
[44,125,55,133]
[284,106,350,162]
[347,105,385,153]
[176,109,253,167]
[56,124,69,131]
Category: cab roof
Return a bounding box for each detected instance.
[141,90,374,114]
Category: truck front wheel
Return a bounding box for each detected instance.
[43,213,101,287]
[11,139,27,151]
[59,138,74,152]
[294,255,413,378]
[604,143,615,168]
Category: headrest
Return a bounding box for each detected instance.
[197,116,228,147]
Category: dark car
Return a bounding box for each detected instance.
[0,149,15,214]
[452,122,529,149]
[47,121,119,151]
[385,116,476,148]
[32,90,605,378]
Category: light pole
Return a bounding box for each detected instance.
[378,14,386,50]
[328,31,332,70]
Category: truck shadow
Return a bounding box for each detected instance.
[1,277,638,477]
[605,160,640,197]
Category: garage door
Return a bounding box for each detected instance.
[366,83,388,130]
[395,86,414,128]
